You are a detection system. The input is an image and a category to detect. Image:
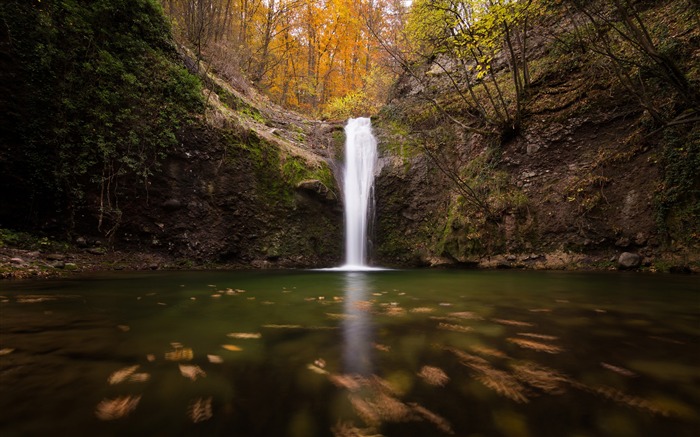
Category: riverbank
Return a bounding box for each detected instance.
[2,245,697,280]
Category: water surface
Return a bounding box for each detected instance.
[1,270,699,436]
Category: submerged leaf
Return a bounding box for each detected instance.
[221,344,242,351]
[189,397,213,423]
[475,369,529,403]
[437,322,473,333]
[417,366,450,386]
[262,324,302,329]
[165,347,194,361]
[512,362,569,394]
[409,403,454,434]
[410,307,434,313]
[492,318,534,327]
[507,337,563,354]
[226,332,262,339]
[95,395,141,420]
[207,354,223,364]
[601,362,637,377]
[307,363,329,375]
[108,365,140,385]
[129,373,151,383]
[517,332,558,341]
[179,364,206,381]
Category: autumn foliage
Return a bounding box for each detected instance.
[161,0,407,117]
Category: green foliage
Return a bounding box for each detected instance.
[322,91,375,120]
[0,0,203,231]
[0,227,69,252]
[654,125,700,244]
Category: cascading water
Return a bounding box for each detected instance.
[342,117,378,269]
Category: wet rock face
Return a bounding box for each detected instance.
[104,126,343,268]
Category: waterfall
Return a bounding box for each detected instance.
[342,117,378,269]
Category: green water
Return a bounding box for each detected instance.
[0,270,699,436]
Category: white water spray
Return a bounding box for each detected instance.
[342,117,378,269]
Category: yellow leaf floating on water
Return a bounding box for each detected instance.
[226,332,261,339]
[207,354,223,363]
[165,347,194,361]
[108,365,140,385]
[0,348,15,356]
[507,337,563,354]
[189,396,213,423]
[95,395,141,421]
[179,364,206,381]
[221,344,242,351]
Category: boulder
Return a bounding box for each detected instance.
[618,252,641,269]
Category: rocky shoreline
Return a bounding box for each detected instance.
[2,246,696,280]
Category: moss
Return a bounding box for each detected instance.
[214,86,267,124]
[654,124,700,246]
[0,227,70,252]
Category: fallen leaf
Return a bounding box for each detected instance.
[307,363,329,375]
[507,337,563,354]
[437,322,473,333]
[95,395,141,420]
[492,318,534,327]
[207,354,223,363]
[601,362,637,377]
[129,373,151,383]
[226,332,261,339]
[517,332,558,341]
[165,347,193,361]
[108,365,140,385]
[189,397,213,423]
[417,366,449,386]
[179,364,206,381]
[221,344,242,351]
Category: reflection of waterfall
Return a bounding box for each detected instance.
[342,117,378,269]
[342,272,373,375]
